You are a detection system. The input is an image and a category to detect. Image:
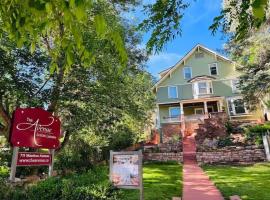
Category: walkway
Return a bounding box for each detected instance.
[182,135,224,200]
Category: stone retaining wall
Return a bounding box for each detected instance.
[144,152,183,162]
[197,147,266,164]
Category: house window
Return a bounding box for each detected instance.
[231,79,240,93]
[227,98,248,115]
[198,82,207,94]
[169,107,181,118]
[168,86,178,98]
[183,67,192,79]
[209,63,218,75]
[194,108,204,115]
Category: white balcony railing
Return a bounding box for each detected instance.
[162,116,181,123]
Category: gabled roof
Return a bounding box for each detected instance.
[153,44,234,90]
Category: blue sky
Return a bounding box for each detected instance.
[137,0,227,78]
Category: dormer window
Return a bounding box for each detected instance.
[209,63,218,75]
[168,86,178,98]
[183,67,192,79]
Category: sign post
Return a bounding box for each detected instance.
[9,108,61,182]
[9,146,19,182]
[110,150,143,200]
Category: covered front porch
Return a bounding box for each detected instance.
[157,97,225,125]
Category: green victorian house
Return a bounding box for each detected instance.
[152,44,264,143]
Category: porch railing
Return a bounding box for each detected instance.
[184,114,206,122]
[162,116,181,123]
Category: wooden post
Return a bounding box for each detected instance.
[203,101,208,118]
[48,149,55,177]
[9,146,19,182]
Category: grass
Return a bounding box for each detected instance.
[122,161,182,200]
[203,163,270,200]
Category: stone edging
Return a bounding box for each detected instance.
[143,152,183,162]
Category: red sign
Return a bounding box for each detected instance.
[17,152,52,166]
[10,108,60,149]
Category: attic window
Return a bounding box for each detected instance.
[195,52,204,58]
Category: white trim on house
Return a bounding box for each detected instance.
[156,78,240,89]
[168,85,178,98]
[231,79,240,93]
[152,44,238,90]
[208,63,218,76]
[183,67,192,80]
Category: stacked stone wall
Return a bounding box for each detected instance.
[196,146,266,164]
[143,152,183,162]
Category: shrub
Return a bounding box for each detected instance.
[217,137,234,147]
[0,167,123,200]
[244,124,270,145]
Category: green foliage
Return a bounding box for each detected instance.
[210,0,269,41]
[225,121,233,134]
[0,167,123,200]
[244,123,270,145]
[217,136,234,147]
[139,0,189,53]
[0,0,128,70]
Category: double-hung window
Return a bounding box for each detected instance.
[227,98,248,115]
[209,63,218,75]
[194,81,213,95]
[198,82,208,94]
[168,86,178,98]
[183,67,192,79]
[169,107,181,118]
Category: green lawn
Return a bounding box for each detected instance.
[203,163,270,200]
[122,162,182,200]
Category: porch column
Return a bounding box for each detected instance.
[180,102,184,121]
[156,104,160,128]
[219,100,224,112]
[204,101,208,117]
[180,102,185,136]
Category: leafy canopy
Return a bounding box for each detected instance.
[0,0,128,72]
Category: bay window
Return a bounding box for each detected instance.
[193,81,213,96]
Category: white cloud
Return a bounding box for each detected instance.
[147,52,182,78]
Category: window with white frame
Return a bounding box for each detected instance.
[193,81,213,95]
[183,67,192,79]
[209,63,218,75]
[168,86,178,98]
[231,79,239,93]
[227,98,248,115]
[169,107,181,118]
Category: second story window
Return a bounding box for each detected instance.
[193,81,213,96]
[183,67,192,79]
[168,86,178,98]
[209,63,218,75]
[198,82,207,94]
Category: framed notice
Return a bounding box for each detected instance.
[110,150,143,199]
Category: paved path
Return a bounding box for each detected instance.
[182,136,224,200]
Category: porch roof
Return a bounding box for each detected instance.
[157,96,224,105]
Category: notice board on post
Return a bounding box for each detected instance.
[110,150,143,200]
